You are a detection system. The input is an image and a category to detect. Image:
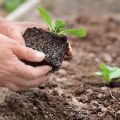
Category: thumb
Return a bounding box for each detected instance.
[12,44,45,62]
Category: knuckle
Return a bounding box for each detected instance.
[11,41,19,48]
[26,48,34,60]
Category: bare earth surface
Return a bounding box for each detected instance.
[0,15,120,120]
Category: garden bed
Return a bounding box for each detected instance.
[0,15,120,120]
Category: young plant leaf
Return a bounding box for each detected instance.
[95,72,103,76]
[62,28,87,38]
[99,63,111,83]
[55,19,66,30]
[38,7,52,29]
[109,68,120,80]
[37,7,87,38]
[95,63,120,85]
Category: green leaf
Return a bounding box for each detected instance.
[95,63,120,84]
[95,72,103,76]
[62,28,87,38]
[99,63,111,83]
[38,7,52,29]
[110,68,120,80]
[55,20,66,32]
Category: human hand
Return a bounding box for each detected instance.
[0,34,52,91]
[0,18,72,56]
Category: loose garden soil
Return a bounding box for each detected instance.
[0,15,120,120]
[23,27,69,71]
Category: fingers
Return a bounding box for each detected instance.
[8,30,25,45]
[1,29,72,62]
[24,74,50,87]
[4,82,20,91]
[2,58,52,91]
[17,22,73,56]
[12,43,45,62]
[67,43,73,56]
[0,21,25,45]
[16,75,50,89]
[5,63,51,91]
[0,33,52,91]
[1,34,45,62]
[5,74,50,91]
[13,61,52,80]
[17,22,48,33]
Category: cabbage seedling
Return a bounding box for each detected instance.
[38,7,87,38]
[95,63,120,86]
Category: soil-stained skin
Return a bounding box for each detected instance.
[23,27,69,71]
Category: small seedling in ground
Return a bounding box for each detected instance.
[23,7,87,71]
[37,7,87,38]
[95,63,120,87]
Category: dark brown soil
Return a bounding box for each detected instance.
[23,28,69,71]
[0,89,77,120]
[0,16,120,120]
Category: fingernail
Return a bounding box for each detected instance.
[35,51,45,61]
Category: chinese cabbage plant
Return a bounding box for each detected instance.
[38,7,87,38]
[95,63,120,85]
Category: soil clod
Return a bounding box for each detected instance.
[23,27,69,71]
